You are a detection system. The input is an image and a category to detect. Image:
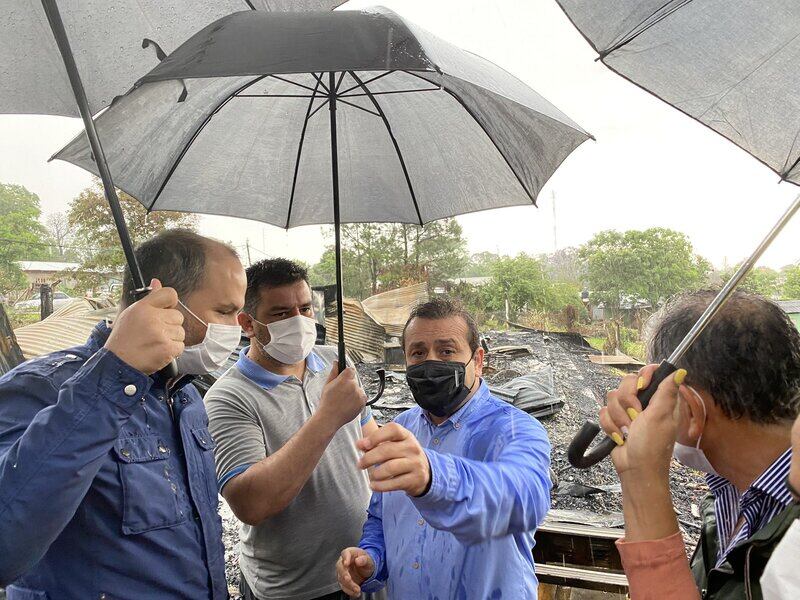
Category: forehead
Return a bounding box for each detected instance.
[404,315,470,347]
[197,247,246,304]
[258,279,312,307]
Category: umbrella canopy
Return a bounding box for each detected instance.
[555,0,800,184]
[0,0,345,117]
[54,8,591,226]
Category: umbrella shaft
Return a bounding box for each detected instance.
[329,72,347,368]
[40,0,146,291]
[669,192,800,364]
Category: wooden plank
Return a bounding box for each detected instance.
[536,564,628,594]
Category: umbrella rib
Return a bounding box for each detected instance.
[335,97,381,117]
[339,87,440,98]
[347,71,424,226]
[236,93,316,98]
[307,97,331,120]
[267,74,321,93]
[148,75,268,211]
[441,87,535,204]
[601,0,693,58]
[285,77,324,229]
[337,70,396,96]
[310,72,331,95]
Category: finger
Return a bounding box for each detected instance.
[360,422,408,451]
[162,308,185,326]
[605,390,632,434]
[146,286,179,309]
[369,457,414,482]
[646,368,687,420]
[599,407,625,446]
[623,364,661,419]
[370,472,418,493]
[341,548,351,568]
[150,278,162,291]
[359,441,406,470]
[354,555,370,568]
[340,569,360,596]
[167,326,185,342]
[168,341,185,360]
[327,361,340,384]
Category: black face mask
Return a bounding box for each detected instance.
[406,357,475,418]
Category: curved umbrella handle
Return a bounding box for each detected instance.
[567,360,677,469]
[365,368,386,407]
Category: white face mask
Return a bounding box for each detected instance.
[760,519,800,599]
[672,386,718,475]
[175,301,241,375]
[251,314,317,365]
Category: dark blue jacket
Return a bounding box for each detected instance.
[0,323,227,599]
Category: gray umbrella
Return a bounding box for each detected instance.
[554,0,800,467]
[1,0,345,117]
[54,7,591,377]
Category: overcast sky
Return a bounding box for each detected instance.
[1,0,798,270]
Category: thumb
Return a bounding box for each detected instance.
[150,278,162,291]
[327,361,340,384]
[648,368,687,420]
[355,555,369,567]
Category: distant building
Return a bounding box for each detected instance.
[16,261,121,291]
[777,300,800,329]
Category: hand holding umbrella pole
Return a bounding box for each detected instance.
[40,0,178,378]
[568,191,800,468]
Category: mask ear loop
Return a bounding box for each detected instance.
[178,299,207,327]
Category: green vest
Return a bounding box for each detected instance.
[690,493,800,600]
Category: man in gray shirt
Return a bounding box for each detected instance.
[205,259,376,600]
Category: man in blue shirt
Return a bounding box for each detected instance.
[0,230,247,599]
[337,298,552,599]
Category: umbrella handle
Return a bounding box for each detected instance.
[567,360,676,468]
[365,368,386,407]
[132,287,179,379]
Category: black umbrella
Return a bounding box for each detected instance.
[53,8,591,395]
[1,0,345,375]
[553,0,800,467]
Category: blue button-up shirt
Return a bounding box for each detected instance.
[0,323,227,599]
[358,381,552,599]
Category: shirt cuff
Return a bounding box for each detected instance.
[616,532,697,599]
[411,449,456,510]
[77,348,152,413]
[358,546,386,594]
[218,464,253,493]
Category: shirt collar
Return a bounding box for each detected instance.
[420,379,490,427]
[236,345,324,390]
[707,448,794,506]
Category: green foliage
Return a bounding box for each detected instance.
[308,219,467,299]
[0,183,50,294]
[67,181,198,290]
[580,228,709,315]
[461,252,502,277]
[783,264,800,299]
[719,265,781,299]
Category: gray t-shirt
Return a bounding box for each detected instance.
[205,346,373,600]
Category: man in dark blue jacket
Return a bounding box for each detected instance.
[0,229,247,599]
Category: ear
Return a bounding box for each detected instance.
[473,347,485,378]
[238,312,256,338]
[680,386,707,441]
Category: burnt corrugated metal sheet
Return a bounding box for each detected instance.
[14,299,116,359]
[362,282,428,337]
[0,304,25,375]
[326,299,385,362]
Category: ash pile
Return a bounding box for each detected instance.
[358,327,707,546]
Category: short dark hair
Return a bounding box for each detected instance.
[402,297,480,353]
[121,229,237,308]
[647,289,800,424]
[244,258,309,314]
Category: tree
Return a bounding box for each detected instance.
[719,265,780,298]
[67,181,198,290]
[462,251,502,277]
[580,228,709,317]
[45,212,75,260]
[783,264,800,299]
[0,183,49,294]
[541,246,584,285]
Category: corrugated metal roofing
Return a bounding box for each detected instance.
[16,260,81,272]
[326,299,385,363]
[14,299,116,359]
[362,282,428,337]
[778,300,800,314]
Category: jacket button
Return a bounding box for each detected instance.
[123,384,137,396]
[120,448,131,458]
[412,562,420,569]
[159,445,168,454]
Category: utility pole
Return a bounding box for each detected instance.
[245,239,252,266]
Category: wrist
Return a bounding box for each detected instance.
[620,476,678,542]
[309,409,341,438]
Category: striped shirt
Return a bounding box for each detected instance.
[706,448,793,566]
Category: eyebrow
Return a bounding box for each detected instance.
[433,338,458,346]
[268,302,312,311]
[218,303,241,312]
